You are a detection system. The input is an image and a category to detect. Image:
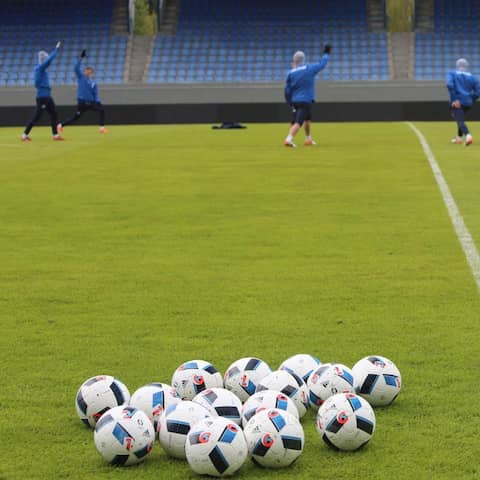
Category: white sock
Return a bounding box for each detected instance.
[306,135,312,141]
[53,134,59,138]
[22,133,28,139]
[286,134,293,143]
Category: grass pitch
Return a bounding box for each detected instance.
[1,123,479,480]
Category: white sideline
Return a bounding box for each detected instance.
[406,121,480,293]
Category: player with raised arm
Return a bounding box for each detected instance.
[283,45,331,148]
[22,42,64,142]
[58,50,107,134]
[447,58,480,146]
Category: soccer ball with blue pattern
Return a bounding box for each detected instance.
[172,360,223,400]
[224,357,272,402]
[307,363,355,409]
[94,406,155,466]
[157,400,211,458]
[241,390,299,427]
[186,417,248,477]
[129,383,181,430]
[352,355,402,407]
[75,375,130,428]
[193,388,243,425]
[279,354,321,383]
[256,370,309,417]
[244,408,304,468]
[316,392,375,451]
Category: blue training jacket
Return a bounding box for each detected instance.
[34,48,58,98]
[74,59,100,103]
[284,54,329,104]
[446,70,480,107]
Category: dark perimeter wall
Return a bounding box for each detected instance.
[0,81,470,126]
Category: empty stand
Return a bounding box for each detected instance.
[148,0,389,83]
[415,0,480,79]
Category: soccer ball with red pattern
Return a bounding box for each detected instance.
[186,417,248,477]
[94,406,155,466]
[171,360,223,400]
[75,375,130,428]
[316,393,375,451]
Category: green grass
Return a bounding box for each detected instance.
[1,123,480,480]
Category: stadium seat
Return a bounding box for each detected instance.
[415,0,480,79]
[148,0,389,83]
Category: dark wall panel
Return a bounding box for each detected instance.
[0,102,468,126]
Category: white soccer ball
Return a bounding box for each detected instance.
[307,363,355,408]
[316,392,375,451]
[186,417,248,477]
[279,354,321,382]
[129,383,181,430]
[256,370,309,417]
[244,408,304,468]
[94,405,155,466]
[224,357,272,402]
[75,375,130,428]
[172,360,223,400]
[352,355,402,407]
[157,400,211,458]
[193,388,243,425]
[241,390,299,427]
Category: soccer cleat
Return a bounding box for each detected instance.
[304,139,317,146]
[21,136,32,142]
[284,141,297,148]
[450,137,462,144]
[99,127,108,134]
[53,135,65,141]
[465,134,473,146]
[57,123,63,133]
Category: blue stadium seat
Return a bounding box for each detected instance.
[148,0,389,83]
[415,0,480,79]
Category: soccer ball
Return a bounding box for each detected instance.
[193,388,243,425]
[279,354,321,382]
[256,370,309,417]
[241,390,299,427]
[129,383,181,430]
[352,355,402,407]
[94,406,155,466]
[224,357,272,402]
[307,363,355,408]
[157,400,211,458]
[75,375,130,428]
[316,392,375,451]
[244,408,304,468]
[186,417,248,477]
[171,360,223,400]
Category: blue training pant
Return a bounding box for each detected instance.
[450,105,471,136]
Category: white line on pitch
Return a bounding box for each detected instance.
[406,121,480,293]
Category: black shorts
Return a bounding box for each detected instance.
[290,103,312,126]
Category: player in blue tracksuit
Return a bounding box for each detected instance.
[22,42,64,141]
[283,45,331,147]
[58,50,107,133]
[447,58,480,146]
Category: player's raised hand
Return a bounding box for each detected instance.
[56,41,62,49]
[323,44,332,54]
[80,49,87,58]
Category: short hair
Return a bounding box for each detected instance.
[293,51,306,66]
[38,50,48,64]
[85,66,95,72]
[456,58,469,71]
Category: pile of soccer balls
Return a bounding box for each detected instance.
[75,354,401,477]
